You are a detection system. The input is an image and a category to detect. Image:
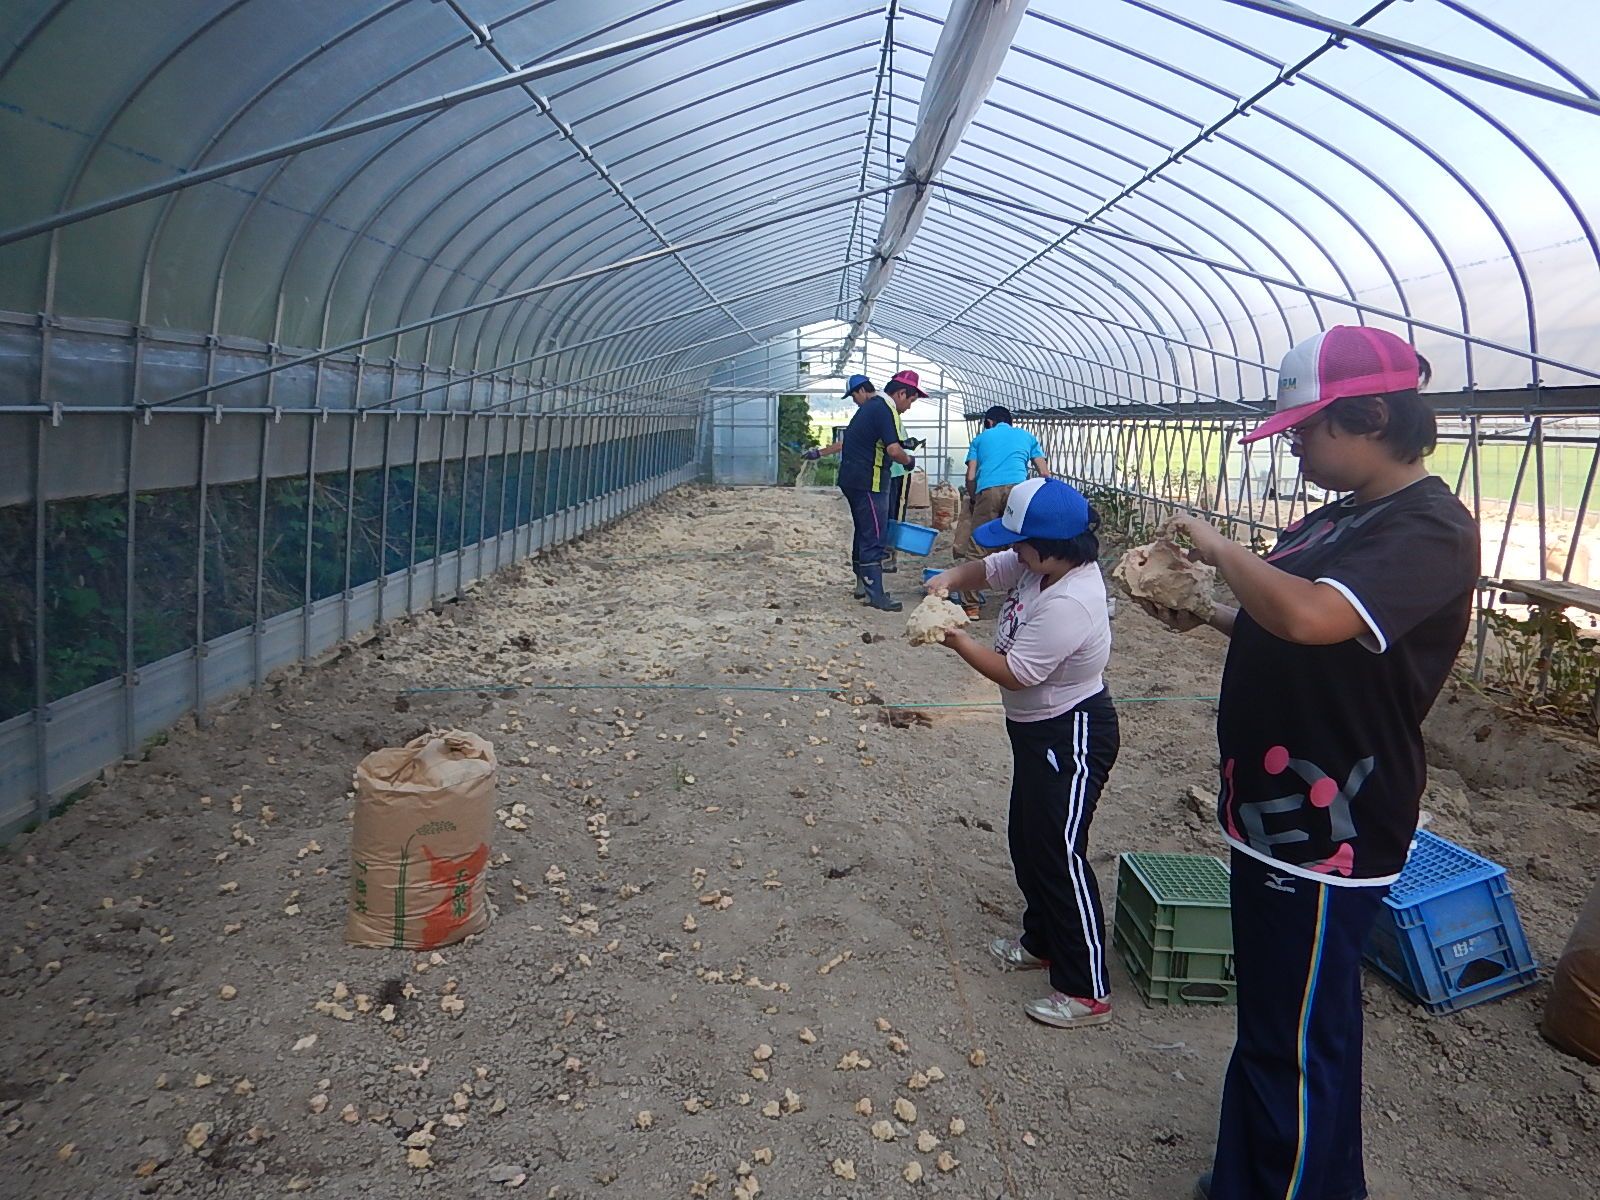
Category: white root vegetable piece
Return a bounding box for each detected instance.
[906,592,970,646]
[1111,537,1217,619]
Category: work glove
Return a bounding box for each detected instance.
[902,437,924,452]
[904,454,916,471]
[801,448,821,461]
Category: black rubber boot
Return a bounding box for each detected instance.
[862,565,901,612]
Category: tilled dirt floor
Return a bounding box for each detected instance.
[3,485,1598,1200]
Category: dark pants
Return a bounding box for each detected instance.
[1005,691,1120,999]
[1209,850,1385,1200]
[841,485,891,571]
[887,473,907,522]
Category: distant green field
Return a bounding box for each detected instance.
[1430,443,1597,512]
[1105,427,1599,515]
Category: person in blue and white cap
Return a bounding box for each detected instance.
[924,477,1120,1029]
[822,373,916,611]
[803,375,881,597]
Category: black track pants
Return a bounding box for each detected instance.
[1005,690,1120,999]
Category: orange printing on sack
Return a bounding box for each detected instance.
[392,819,457,948]
[419,843,490,948]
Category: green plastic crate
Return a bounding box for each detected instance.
[1113,852,1236,1006]
[1114,902,1236,1005]
[1114,852,1233,952]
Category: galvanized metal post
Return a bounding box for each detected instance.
[122,413,139,759]
[474,411,493,580]
[302,414,319,660]
[552,413,569,547]
[377,408,393,621]
[407,412,424,615]
[511,394,530,558]
[1533,414,1547,580]
[123,327,147,760]
[253,414,271,688]
[194,414,211,724]
[432,409,448,608]
[455,406,472,596]
[341,410,359,644]
[32,414,50,820]
[377,357,400,619]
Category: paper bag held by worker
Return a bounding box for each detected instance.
[346,730,496,950]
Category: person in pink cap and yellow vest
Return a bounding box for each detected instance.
[1136,326,1479,1200]
[881,369,928,573]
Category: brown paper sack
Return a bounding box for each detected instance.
[905,467,931,509]
[346,730,496,950]
[1542,876,1600,1064]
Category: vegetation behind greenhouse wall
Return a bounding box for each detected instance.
[0,427,695,722]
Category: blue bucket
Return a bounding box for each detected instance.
[922,567,942,584]
[888,519,938,556]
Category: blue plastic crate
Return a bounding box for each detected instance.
[1364,830,1538,1015]
[887,520,937,556]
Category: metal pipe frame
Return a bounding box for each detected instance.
[143,182,898,407]
[4,1,1600,834]
[0,0,815,249]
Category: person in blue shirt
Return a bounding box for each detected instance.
[830,373,916,611]
[952,406,1051,615]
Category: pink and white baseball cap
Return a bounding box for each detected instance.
[1241,325,1423,444]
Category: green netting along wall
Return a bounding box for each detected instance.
[0,413,698,836]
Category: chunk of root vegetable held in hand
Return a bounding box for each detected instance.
[1111,535,1216,620]
[906,591,970,646]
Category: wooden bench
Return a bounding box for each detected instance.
[1497,578,1600,738]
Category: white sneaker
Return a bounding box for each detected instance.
[988,936,1048,970]
[1023,991,1112,1029]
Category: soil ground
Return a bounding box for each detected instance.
[3,485,1598,1200]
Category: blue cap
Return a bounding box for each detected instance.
[973,478,1092,547]
[844,374,873,397]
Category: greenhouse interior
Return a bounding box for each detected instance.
[1,2,1597,1198]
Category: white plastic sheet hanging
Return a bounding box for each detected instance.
[835,0,1031,372]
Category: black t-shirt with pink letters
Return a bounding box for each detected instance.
[1216,476,1479,886]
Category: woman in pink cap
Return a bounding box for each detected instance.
[881,369,929,570]
[1139,326,1479,1200]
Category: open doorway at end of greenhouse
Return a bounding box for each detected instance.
[708,323,967,491]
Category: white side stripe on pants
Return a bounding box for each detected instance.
[1065,711,1107,998]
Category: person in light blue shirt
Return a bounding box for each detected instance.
[952,406,1051,614]
[968,406,1048,494]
